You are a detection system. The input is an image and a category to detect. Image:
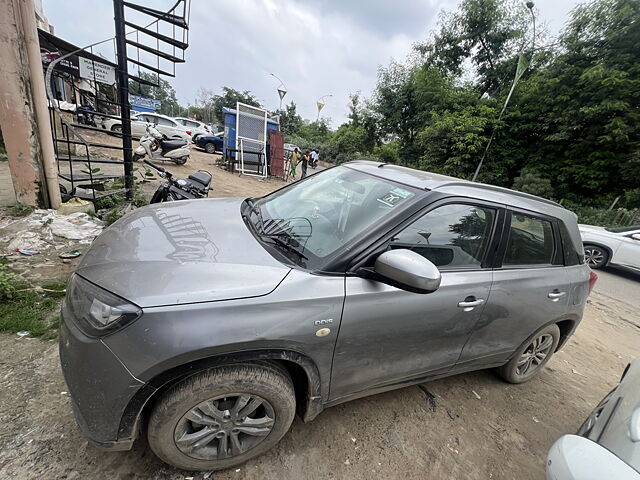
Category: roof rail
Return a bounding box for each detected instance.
[433,181,562,207]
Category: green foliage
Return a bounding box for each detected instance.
[129,72,181,116]
[191,86,262,125]
[0,264,18,301]
[278,101,304,135]
[0,283,65,339]
[563,201,639,228]
[373,141,401,164]
[9,203,35,217]
[337,0,640,209]
[512,168,555,199]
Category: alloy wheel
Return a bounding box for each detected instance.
[584,247,605,267]
[173,393,275,460]
[515,334,554,377]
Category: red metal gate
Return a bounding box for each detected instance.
[269,130,285,179]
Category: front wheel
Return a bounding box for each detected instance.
[204,142,217,154]
[583,244,609,269]
[497,324,560,384]
[147,363,296,471]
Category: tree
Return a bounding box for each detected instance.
[278,101,303,135]
[128,72,181,116]
[208,87,262,125]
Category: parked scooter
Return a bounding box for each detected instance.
[144,159,212,203]
[133,125,190,165]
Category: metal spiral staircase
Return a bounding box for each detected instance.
[45,0,191,204]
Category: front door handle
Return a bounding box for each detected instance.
[548,290,566,301]
[458,297,485,311]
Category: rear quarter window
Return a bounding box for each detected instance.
[503,213,556,266]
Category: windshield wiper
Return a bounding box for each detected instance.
[260,234,309,261]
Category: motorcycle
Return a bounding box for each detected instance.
[75,105,97,127]
[144,159,212,203]
[133,125,190,165]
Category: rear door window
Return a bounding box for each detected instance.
[390,203,496,270]
[503,213,555,266]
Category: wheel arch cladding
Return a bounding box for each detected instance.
[117,349,323,442]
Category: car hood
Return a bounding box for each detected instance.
[76,198,290,307]
[578,224,607,232]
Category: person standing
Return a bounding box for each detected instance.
[310,148,318,169]
[289,148,300,180]
[301,151,310,178]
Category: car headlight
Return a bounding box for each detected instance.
[66,274,141,337]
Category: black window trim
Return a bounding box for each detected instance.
[497,208,564,270]
[347,196,507,274]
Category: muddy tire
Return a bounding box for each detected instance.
[497,324,560,384]
[147,363,296,471]
[176,157,188,165]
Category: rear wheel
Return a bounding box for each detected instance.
[176,156,188,165]
[204,142,217,154]
[111,124,122,134]
[147,363,296,471]
[497,324,560,384]
[583,244,608,269]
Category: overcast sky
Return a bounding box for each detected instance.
[44,0,581,125]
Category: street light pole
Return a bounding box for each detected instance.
[471,2,536,182]
[316,94,332,122]
[270,73,287,111]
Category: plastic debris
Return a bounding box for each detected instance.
[472,390,481,400]
[185,477,194,480]
[57,197,94,216]
[235,468,241,472]
[59,250,82,259]
[344,459,351,466]
[533,416,540,423]
[17,331,30,337]
[203,473,213,479]
[60,391,69,396]
[16,249,40,256]
[447,443,460,455]
[572,368,587,377]
[351,437,357,443]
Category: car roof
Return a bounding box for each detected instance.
[346,160,575,222]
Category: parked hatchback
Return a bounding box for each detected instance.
[59,161,593,471]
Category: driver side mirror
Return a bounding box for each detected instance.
[359,249,441,294]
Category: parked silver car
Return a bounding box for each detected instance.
[59,161,594,471]
[547,358,640,479]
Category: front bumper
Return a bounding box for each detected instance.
[59,302,148,450]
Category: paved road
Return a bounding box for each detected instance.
[592,266,640,309]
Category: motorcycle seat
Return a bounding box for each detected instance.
[188,170,212,187]
[161,139,187,150]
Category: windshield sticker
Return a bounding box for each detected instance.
[376,189,414,207]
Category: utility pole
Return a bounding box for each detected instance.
[113,0,134,199]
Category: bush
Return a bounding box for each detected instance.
[563,201,639,227]
[0,264,18,300]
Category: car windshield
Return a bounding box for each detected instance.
[605,225,640,233]
[249,166,420,268]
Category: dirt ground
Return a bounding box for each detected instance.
[0,289,637,479]
[2,130,639,478]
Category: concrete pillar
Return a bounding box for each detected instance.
[0,0,57,207]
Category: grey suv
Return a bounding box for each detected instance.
[59,161,594,471]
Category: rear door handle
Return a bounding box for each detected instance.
[548,291,566,301]
[458,297,485,311]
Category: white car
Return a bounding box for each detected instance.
[579,224,640,272]
[101,113,191,143]
[173,117,211,142]
[546,358,640,479]
[284,143,300,153]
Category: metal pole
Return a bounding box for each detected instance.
[113,0,134,199]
